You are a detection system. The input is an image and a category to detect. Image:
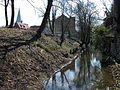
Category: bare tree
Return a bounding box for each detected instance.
[0,0,9,27]
[55,0,74,46]
[48,5,57,35]
[32,0,53,40]
[9,0,14,28]
[76,0,98,45]
[4,0,9,27]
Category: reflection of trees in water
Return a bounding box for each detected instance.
[52,74,56,90]
[51,61,75,90]
[61,71,72,89]
[74,51,91,89]
[47,50,114,90]
[50,51,102,90]
[74,51,103,89]
[51,71,72,90]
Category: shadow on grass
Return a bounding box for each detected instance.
[0,34,40,60]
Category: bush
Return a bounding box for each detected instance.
[91,25,110,50]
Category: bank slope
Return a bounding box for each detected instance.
[0,28,77,90]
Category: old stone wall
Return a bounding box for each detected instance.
[110,38,120,60]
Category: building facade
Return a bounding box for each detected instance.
[54,14,78,39]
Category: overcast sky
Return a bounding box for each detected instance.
[0,0,112,26]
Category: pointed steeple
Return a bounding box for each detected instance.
[16,9,22,23]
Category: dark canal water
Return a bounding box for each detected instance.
[44,49,115,90]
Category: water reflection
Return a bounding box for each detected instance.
[45,50,114,90]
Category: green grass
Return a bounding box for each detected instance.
[31,34,78,59]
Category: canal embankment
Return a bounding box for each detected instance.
[0,28,80,90]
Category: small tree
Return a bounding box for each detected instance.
[92,26,110,49]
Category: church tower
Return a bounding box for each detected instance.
[14,8,29,30]
[16,9,22,23]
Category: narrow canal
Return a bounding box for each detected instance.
[45,49,115,90]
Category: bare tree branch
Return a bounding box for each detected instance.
[0,3,4,6]
[26,0,45,15]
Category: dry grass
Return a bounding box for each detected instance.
[0,28,76,90]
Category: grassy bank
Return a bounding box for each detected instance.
[0,28,79,90]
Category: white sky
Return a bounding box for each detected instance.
[0,0,112,26]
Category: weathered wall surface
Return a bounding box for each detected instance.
[54,15,78,39]
[110,38,120,60]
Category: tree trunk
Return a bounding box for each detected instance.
[60,15,64,46]
[48,17,53,34]
[52,12,55,35]
[48,14,55,35]
[35,0,53,39]
[4,0,8,27]
[9,0,14,28]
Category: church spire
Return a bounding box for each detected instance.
[16,9,22,23]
